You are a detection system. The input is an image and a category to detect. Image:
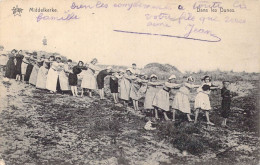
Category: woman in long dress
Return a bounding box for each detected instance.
[29,56,44,86]
[81,58,100,97]
[36,56,54,89]
[5,49,17,79]
[152,75,182,120]
[46,56,70,93]
[5,49,16,79]
[172,76,200,122]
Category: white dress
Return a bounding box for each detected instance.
[144,85,160,109]
[194,91,211,110]
[81,64,99,90]
[36,61,49,89]
[172,83,197,114]
[21,61,28,75]
[46,62,70,92]
[130,78,141,100]
[29,64,40,85]
[119,74,133,101]
[152,82,180,112]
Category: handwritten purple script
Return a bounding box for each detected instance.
[36,11,79,22]
[114,24,221,43]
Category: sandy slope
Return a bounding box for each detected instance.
[0,74,259,165]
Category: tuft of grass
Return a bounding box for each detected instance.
[157,121,224,155]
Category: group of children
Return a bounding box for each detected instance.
[1,49,233,127]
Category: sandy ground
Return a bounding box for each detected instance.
[0,74,259,165]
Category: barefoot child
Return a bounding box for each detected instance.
[119,68,136,106]
[144,74,162,115]
[69,61,84,96]
[172,76,200,122]
[152,75,182,120]
[96,66,113,100]
[221,81,232,127]
[110,72,119,103]
[194,85,215,125]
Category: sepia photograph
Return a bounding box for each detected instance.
[0,0,259,164]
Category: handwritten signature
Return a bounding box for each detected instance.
[36,11,79,22]
[114,24,221,43]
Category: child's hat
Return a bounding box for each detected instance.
[168,75,176,80]
[126,68,133,73]
[187,76,194,82]
[150,74,158,79]
[55,55,61,59]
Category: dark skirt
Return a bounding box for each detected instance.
[5,59,16,79]
[97,77,104,89]
[110,78,118,93]
[69,73,78,86]
[15,57,23,75]
[221,99,231,118]
[24,64,34,81]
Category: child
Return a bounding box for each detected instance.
[194,85,214,125]
[221,81,232,127]
[15,50,24,81]
[36,57,50,89]
[81,58,101,97]
[110,72,119,103]
[172,76,200,122]
[144,74,162,114]
[137,74,149,101]
[96,66,113,100]
[24,58,34,82]
[130,74,145,111]
[21,56,30,82]
[197,76,219,92]
[152,75,182,120]
[119,68,136,106]
[69,61,83,96]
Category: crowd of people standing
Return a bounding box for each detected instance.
[1,49,233,128]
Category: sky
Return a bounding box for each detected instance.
[0,0,259,73]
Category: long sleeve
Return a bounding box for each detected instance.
[147,81,164,86]
[165,82,181,88]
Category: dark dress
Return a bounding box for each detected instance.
[110,77,119,93]
[96,69,112,89]
[15,55,24,75]
[5,57,16,79]
[69,66,82,86]
[221,87,232,118]
[24,64,34,81]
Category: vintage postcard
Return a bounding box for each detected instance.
[0,0,259,164]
